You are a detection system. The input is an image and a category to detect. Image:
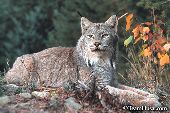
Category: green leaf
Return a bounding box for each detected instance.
[124,36,133,47]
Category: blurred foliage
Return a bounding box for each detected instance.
[0,72,6,96]
[0,0,170,72]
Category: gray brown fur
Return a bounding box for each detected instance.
[5,15,161,108]
[5,15,118,88]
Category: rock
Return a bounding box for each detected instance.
[4,84,19,93]
[32,91,50,99]
[19,92,32,99]
[64,97,82,111]
[0,96,11,106]
[48,94,59,108]
[0,107,10,113]
[8,95,17,103]
[50,94,58,100]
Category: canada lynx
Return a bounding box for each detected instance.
[5,15,118,88]
[5,15,161,107]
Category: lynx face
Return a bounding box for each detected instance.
[84,23,116,53]
[77,15,118,67]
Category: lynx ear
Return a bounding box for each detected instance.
[81,17,93,34]
[105,15,118,31]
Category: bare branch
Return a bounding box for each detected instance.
[117,13,128,21]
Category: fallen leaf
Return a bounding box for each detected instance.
[160,53,170,66]
[124,36,133,47]
[143,47,152,57]
[126,13,133,31]
[163,43,170,52]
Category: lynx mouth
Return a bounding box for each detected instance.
[91,47,105,52]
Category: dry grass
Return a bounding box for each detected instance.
[123,48,170,93]
[120,47,170,108]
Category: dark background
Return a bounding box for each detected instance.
[0,0,170,72]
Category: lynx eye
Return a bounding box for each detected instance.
[101,34,109,38]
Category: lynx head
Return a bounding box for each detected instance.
[77,15,118,67]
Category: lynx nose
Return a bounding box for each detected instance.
[94,42,101,47]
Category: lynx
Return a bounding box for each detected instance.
[5,15,161,107]
[5,15,118,88]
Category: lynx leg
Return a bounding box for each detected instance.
[118,84,159,99]
[106,85,161,107]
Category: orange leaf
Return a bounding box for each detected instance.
[160,53,170,66]
[154,58,158,64]
[126,14,133,31]
[134,37,141,44]
[143,35,149,42]
[154,41,165,51]
[134,34,143,44]
[157,52,162,59]
[143,47,152,57]
[163,43,170,52]
[143,27,150,34]
[132,25,141,38]
[139,25,143,33]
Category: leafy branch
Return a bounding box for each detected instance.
[124,13,170,67]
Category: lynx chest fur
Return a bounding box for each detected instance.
[5,15,118,88]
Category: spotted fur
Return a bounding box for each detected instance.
[76,15,118,88]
